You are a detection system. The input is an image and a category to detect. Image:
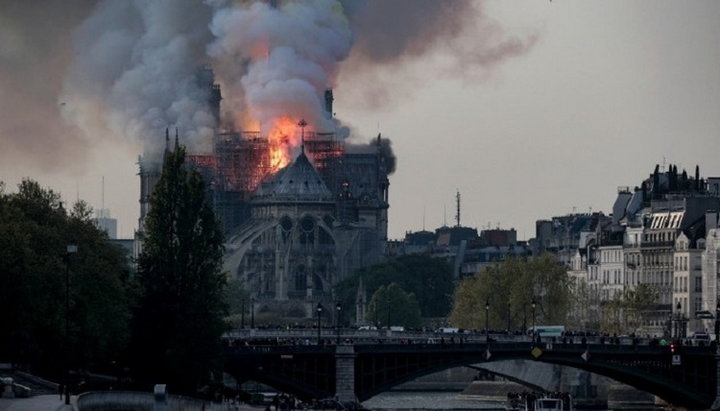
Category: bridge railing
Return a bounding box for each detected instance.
[223,329,690,348]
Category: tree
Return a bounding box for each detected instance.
[131,144,227,393]
[567,277,602,331]
[0,180,131,378]
[602,284,658,335]
[224,279,250,328]
[334,254,454,323]
[366,283,422,328]
[449,255,571,331]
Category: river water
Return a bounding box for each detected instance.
[360,390,662,411]
[361,391,513,411]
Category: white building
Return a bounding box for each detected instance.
[673,232,704,336]
[598,245,624,301]
[701,212,720,335]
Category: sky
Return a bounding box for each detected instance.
[0,1,719,240]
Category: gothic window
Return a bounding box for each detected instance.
[280,216,293,243]
[299,215,315,245]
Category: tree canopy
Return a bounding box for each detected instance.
[131,144,227,393]
[600,283,658,335]
[334,254,454,324]
[366,283,422,328]
[0,180,131,378]
[449,255,572,331]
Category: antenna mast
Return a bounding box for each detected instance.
[455,190,461,227]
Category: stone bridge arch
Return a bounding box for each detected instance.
[224,342,719,409]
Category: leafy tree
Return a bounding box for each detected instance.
[131,144,227,393]
[334,254,454,323]
[366,283,422,328]
[224,279,250,329]
[600,284,658,335]
[449,255,571,331]
[0,180,131,378]
[225,279,250,316]
[567,277,602,331]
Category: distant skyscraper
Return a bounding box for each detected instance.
[94,208,118,239]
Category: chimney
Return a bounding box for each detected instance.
[706,210,719,230]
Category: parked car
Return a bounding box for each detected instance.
[690,332,711,345]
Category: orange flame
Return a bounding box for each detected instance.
[267,116,300,172]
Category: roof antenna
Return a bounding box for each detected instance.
[298,119,308,153]
[455,189,461,227]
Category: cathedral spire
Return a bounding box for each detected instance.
[298,119,308,154]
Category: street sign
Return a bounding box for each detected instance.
[672,355,681,365]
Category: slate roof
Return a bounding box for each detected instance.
[254,150,333,203]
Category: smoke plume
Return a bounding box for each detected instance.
[61,0,216,155]
[0,0,96,171]
[207,0,352,136]
[338,0,538,107]
[2,0,537,168]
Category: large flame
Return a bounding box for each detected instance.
[267,116,300,172]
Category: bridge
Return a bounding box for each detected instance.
[224,340,720,410]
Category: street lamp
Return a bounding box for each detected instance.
[676,301,682,340]
[64,244,77,405]
[241,298,245,329]
[715,302,720,347]
[485,299,490,344]
[336,302,342,344]
[531,298,537,344]
[250,297,255,329]
[316,303,324,345]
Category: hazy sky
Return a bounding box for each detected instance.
[1,1,718,240]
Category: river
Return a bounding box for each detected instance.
[360,390,665,411]
[361,391,506,410]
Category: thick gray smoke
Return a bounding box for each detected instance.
[338,0,538,106]
[61,0,215,155]
[1,0,536,168]
[0,0,96,171]
[207,0,352,137]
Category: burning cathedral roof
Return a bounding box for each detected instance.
[253,148,333,203]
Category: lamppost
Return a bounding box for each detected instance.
[531,298,537,344]
[675,301,682,340]
[506,303,511,334]
[485,299,490,344]
[715,301,720,347]
[64,244,77,405]
[241,298,245,329]
[335,302,342,344]
[250,297,255,329]
[316,303,324,345]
